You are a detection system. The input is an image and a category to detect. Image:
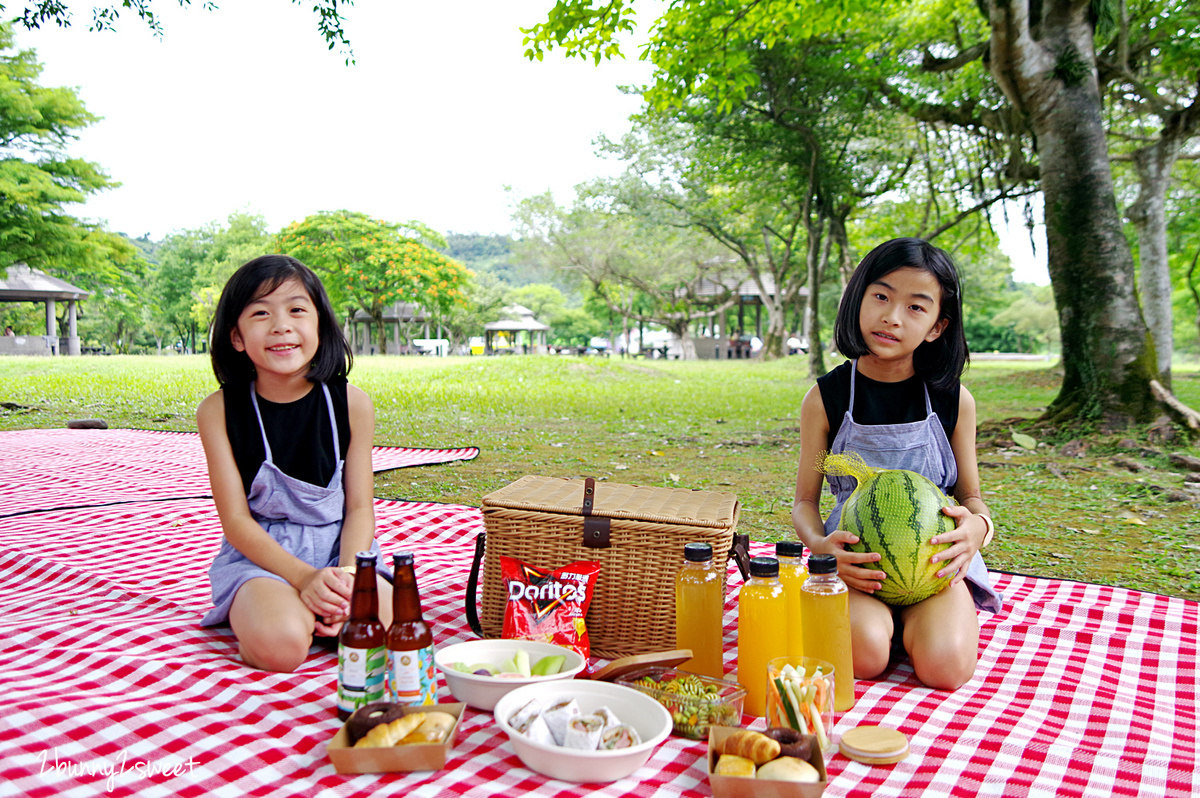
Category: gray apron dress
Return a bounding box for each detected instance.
[201,382,386,628]
[823,361,1002,613]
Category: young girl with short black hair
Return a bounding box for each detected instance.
[793,238,1002,691]
[198,254,391,672]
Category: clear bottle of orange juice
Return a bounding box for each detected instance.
[775,541,807,659]
[800,554,855,711]
[737,556,788,717]
[674,542,725,678]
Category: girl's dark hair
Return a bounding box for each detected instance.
[833,237,968,392]
[209,254,351,387]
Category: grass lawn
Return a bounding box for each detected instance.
[2,354,1198,600]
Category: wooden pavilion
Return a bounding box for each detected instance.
[0,263,91,356]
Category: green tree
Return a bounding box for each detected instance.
[0,23,118,272]
[10,1,354,59]
[276,211,471,355]
[513,186,729,360]
[1103,1,1200,381]
[549,307,604,349]
[523,0,1183,426]
[509,283,568,325]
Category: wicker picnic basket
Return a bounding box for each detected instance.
[466,475,740,660]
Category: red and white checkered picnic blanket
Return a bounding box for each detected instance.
[0,436,1195,797]
[0,428,479,517]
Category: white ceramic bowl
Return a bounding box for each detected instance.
[493,680,673,783]
[434,639,585,711]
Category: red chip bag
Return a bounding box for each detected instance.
[501,556,600,660]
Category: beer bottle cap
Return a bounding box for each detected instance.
[393,552,414,567]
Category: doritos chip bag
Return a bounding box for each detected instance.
[501,556,600,660]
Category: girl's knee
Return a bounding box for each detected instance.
[851,623,893,679]
[911,639,977,690]
[239,626,311,672]
[853,638,891,680]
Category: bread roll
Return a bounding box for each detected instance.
[757,756,820,783]
[399,711,456,745]
[718,730,781,765]
[714,754,756,778]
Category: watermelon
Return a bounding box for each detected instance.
[821,452,955,606]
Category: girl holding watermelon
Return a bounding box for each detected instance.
[792,237,1002,692]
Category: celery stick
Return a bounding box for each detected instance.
[784,679,809,734]
[806,688,829,750]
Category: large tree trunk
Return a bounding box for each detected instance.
[760,295,788,361]
[1126,138,1181,387]
[373,310,389,355]
[987,0,1159,425]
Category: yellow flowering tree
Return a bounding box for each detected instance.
[276,210,470,354]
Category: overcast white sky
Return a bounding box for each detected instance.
[14,1,1049,283]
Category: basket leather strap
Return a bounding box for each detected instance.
[729,533,751,580]
[465,531,486,637]
[581,477,611,549]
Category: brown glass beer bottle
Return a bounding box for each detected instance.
[336,552,386,720]
[387,552,437,705]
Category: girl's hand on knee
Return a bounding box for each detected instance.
[298,567,352,621]
[930,506,985,585]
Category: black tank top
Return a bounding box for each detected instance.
[816,360,958,450]
[224,379,351,494]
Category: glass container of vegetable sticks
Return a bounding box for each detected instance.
[766,656,836,752]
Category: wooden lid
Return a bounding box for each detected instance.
[839,725,909,765]
[586,650,694,682]
[481,476,739,528]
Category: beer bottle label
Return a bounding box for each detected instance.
[389,644,438,705]
[337,644,387,714]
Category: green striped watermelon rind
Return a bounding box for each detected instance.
[842,469,955,606]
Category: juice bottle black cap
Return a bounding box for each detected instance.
[393,552,414,567]
[775,540,804,558]
[749,556,779,578]
[808,554,837,574]
[684,542,714,562]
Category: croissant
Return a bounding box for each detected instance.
[353,712,427,748]
[718,730,781,765]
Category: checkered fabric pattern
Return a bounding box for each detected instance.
[0,428,479,517]
[0,441,1195,796]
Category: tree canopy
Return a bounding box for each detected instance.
[8,0,355,60]
[276,211,472,354]
[524,0,1199,426]
[0,22,120,271]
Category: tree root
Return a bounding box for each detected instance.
[1151,380,1200,432]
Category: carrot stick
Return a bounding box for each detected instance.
[766,676,785,727]
[813,675,829,713]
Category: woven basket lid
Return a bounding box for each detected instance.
[482,475,739,529]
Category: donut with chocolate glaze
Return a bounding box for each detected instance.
[764,727,814,761]
[346,702,407,745]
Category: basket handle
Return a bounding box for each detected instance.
[465,530,486,638]
[581,476,611,548]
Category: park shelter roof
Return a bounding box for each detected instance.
[483,304,549,332]
[691,273,808,301]
[0,263,91,302]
